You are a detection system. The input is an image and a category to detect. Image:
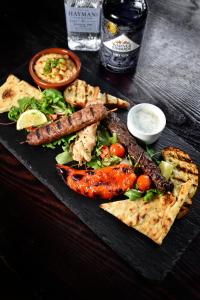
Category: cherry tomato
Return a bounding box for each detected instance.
[100,145,110,159]
[110,143,125,158]
[136,174,152,192]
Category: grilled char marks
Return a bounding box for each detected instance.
[72,174,84,181]
[46,125,51,135]
[89,106,95,117]
[63,79,130,109]
[26,104,108,146]
[162,146,198,218]
[56,120,62,130]
[35,128,41,140]
[56,164,137,200]
[67,115,72,126]
[105,113,173,193]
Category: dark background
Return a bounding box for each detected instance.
[1,0,200,299]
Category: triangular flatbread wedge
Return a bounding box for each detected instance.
[0,74,41,113]
[100,180,194,245]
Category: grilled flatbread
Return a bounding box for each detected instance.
[0,74,41,113]
[162,147,198,218]
[64,79,129,109]
[100,147,198,244]
[100,181,194,245]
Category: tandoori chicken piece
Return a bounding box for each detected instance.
[57,164,137,200]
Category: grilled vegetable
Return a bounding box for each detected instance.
[26,104,108,146]
[57,163,137,200]
[161,146,198,218]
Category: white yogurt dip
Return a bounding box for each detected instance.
[127,103,166,144]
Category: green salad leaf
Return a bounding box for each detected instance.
[124,189,143,201]
[85,126,120,169]
[125,188,162,202]
[8,106,21,121]
[56,150,73,165]
[101,155,122,167]
[86,158,102,169]
[43,135,76,150]
[8,88,74,122]
[143,189,162,202]
[145,145,161,165]
[96,126,117,147]
[87,155,122,169]
[43,134,76,165]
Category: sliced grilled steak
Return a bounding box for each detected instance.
[104,113,173,193]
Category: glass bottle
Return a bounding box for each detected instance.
[64,0,102,51]
[99,0,148,73]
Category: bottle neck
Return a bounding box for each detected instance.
[103,0,147,27]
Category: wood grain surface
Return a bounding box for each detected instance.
[0,0,200,297]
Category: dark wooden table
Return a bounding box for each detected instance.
[0,0,200,298]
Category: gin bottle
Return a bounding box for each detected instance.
[99,0,148,73]
[64,0,102,51]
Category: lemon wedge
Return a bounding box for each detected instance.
[159,160,174,180]
[16,109,47,130]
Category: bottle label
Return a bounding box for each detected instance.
[103,34,139,52]
[65,6,101,33]
[100,17,145,72]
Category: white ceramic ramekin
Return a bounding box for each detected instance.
[127,103,166,145]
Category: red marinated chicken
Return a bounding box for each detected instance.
[57,164,137,200]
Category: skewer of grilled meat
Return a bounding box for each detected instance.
[27,104,108,146]
[104,113,173,193]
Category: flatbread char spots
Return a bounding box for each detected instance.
[0,74,41,113]
[100,147,198,245]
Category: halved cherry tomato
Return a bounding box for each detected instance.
[136,174,152,192]
[100,145,110,159]
[110,143,125,158]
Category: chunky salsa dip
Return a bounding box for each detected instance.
[34,53,77,83]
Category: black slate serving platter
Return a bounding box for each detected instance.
[0,64,200,282]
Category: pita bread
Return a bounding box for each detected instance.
[100,146,198,244]
[162,147,198,218]
[64,79,129,109]
[0,74,41,113]
[100,180,194,245]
